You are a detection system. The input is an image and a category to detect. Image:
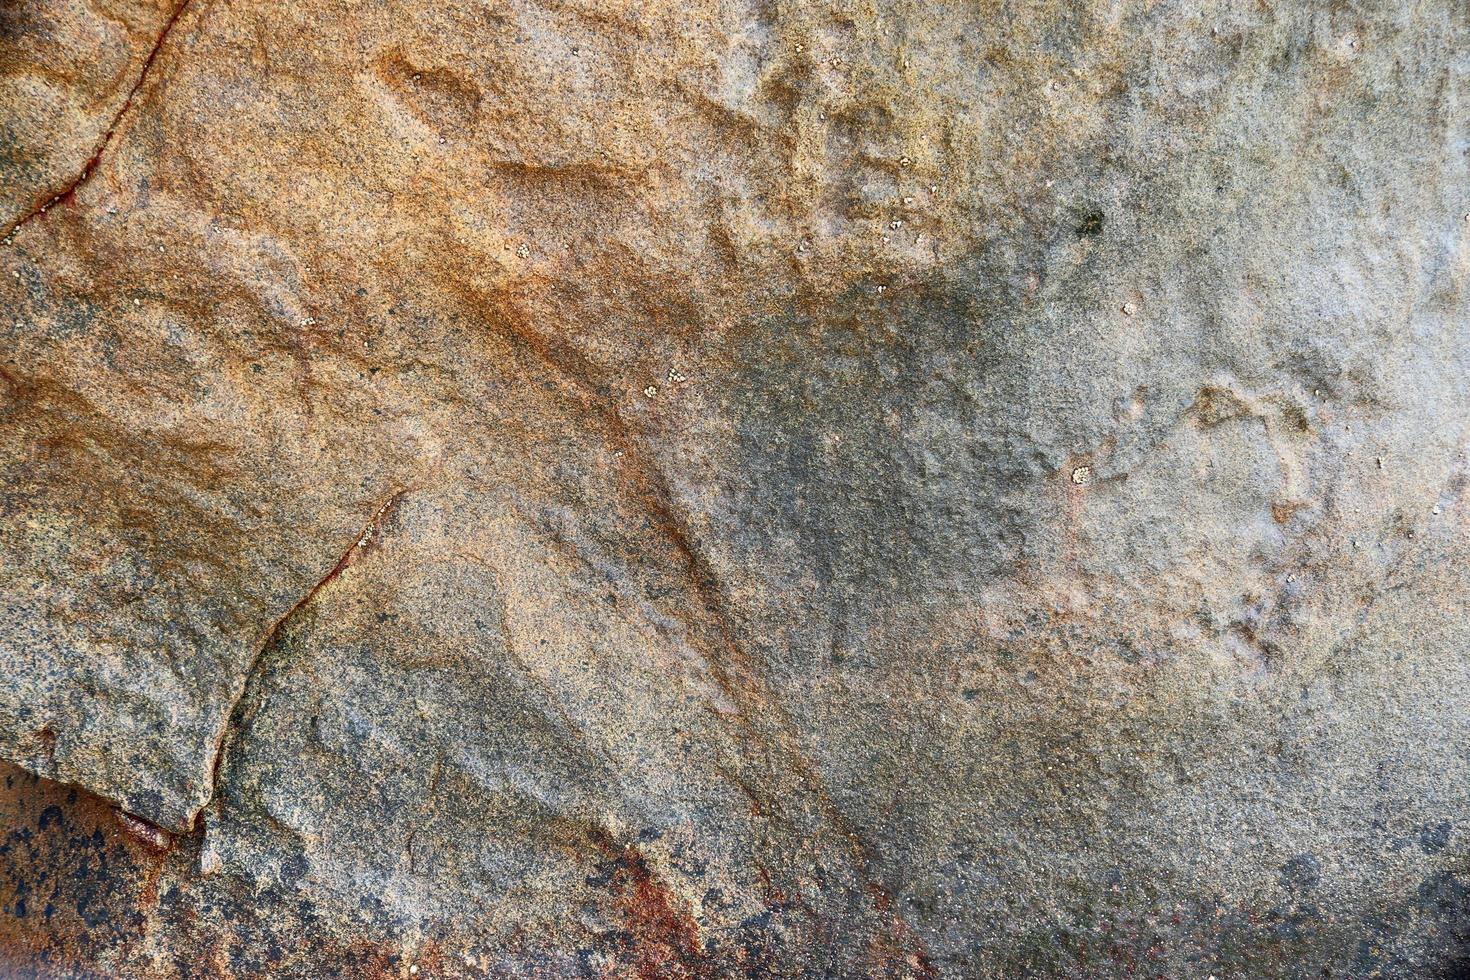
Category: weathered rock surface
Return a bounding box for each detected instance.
[1,0,1469,975]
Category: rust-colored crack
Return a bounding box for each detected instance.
[199,485,413,824]
[1,0,196,244]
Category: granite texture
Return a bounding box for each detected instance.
[1,0,1469,975]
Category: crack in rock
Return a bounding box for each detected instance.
[2,0,197,243]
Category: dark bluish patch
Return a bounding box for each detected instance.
[1420,821,1452,854]
[1279,853,1321,891]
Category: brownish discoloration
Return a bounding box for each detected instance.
[865,882,939,980]
[0,761,170,974]
[587,829,712,979]
[116,809,174,852]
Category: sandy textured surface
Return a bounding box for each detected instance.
[1,0,1468,975]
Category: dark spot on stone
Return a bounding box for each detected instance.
[279,853,309,887]
[1280,853,1321,891]
[1420,821,1452,855]
[1075,209,1105,237]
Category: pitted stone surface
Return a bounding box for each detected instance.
[1,0,1468,976]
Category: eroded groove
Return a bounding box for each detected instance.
[1,0,197,243]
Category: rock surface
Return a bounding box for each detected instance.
[2,0,1469,975]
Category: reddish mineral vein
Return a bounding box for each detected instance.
[1,0,196,243]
